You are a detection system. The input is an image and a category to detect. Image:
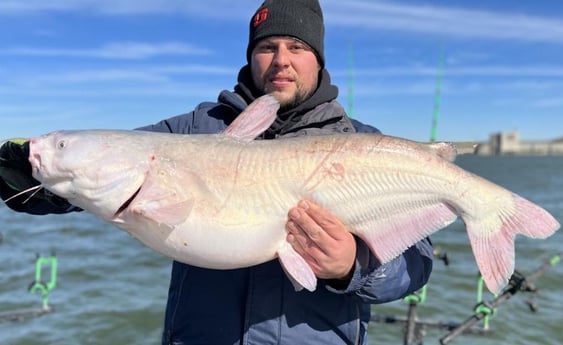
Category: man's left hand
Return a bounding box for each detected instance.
[286,199,356,281]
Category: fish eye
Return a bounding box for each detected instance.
[57,140,67,149]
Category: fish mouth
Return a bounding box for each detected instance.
[28,138,44,176]
[114,185,142,217]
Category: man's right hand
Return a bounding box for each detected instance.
[0,139,76,214]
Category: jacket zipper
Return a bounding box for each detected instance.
[353,303,361,345]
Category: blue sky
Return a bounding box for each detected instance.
[1,0,562,142]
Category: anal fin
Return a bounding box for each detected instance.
[356,202,458,264]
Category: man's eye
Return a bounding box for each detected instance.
[290,44,306,52]
[257,44,275,52]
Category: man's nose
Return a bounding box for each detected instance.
[272,46,290,67]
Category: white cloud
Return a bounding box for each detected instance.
[446,66,563,77]
[2,63,237,89]
[26,69,170,84]
[4,1,563,45]
[1,41,211,59]
[324,1,563,45]
[332,65,563,78]
[532,97,563,108]
[0,0,253,17]
[154,64,238,76]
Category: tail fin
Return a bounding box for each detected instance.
[467,193,560,294]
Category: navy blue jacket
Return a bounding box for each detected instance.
[140,89,434,345]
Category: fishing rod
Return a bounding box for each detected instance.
[440,251,562,344]
[370,251,561,345]
[375,249,488,345]
[371,248,470,345]
[402,248,450,345]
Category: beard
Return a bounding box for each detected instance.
[253,70,318,112]
[275,85,316,112]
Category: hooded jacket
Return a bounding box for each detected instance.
[140,67,434,345]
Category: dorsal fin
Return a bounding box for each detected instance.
[424,142,458,162]
[223,94,280,141]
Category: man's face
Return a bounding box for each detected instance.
[251,37,320,110]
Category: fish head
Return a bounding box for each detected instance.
[29,130,150,220]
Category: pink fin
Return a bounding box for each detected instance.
[130,171,195,226]
[356,202,458,264]
[467,194,560,294]
[277,242,317,292]
[134,199,194,226]
[223,94,280,141]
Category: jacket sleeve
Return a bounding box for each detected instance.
[327,237,433,303]
[326,118,434,303]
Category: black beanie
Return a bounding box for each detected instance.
[247,0,325,67]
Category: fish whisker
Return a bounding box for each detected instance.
[4,184,44,204]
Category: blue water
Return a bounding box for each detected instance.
[1,155,561,345]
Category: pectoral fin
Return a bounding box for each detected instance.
[129,170,198,227]
[130,185,194,226]
[133,198,194,226]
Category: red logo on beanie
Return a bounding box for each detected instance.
[253,8,268,27]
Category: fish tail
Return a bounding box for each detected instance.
[467,193,560,294]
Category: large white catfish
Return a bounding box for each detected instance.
[27,95,559,294]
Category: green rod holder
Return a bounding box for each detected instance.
[28,254,58,309]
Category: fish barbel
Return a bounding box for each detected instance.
[27,95,559,293]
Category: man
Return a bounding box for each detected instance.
[0,1,433,344]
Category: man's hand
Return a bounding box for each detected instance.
[286,199,356,281]
[0,139,37,209]
[0,139,76,214]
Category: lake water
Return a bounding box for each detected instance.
[1,155,561,345]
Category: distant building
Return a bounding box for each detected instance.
[475,131,563,155]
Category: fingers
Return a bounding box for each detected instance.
[286,214,327,259]
[286,199,356,280]
[289,199,348,240]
